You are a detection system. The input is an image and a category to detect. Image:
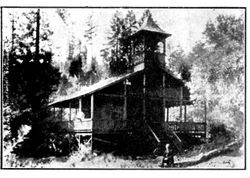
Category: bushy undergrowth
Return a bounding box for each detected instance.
[2,106,78,158]
[12,111,79,158]
[180,123,238,159]
[208,123,235,145]
[4,147,161,168]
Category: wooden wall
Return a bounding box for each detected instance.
[93,82,127,134]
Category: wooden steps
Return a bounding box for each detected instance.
[147,122,184,153]
[162,123,183,152]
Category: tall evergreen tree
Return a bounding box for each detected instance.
[83,14,102,84]
[107,10,138,75]
[84,14,96,46]
[8,9,60,112]
[5,10,64,156]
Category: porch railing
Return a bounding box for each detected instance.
[72,119,92,132]
[59,119,92,133]
[165,121,206,136]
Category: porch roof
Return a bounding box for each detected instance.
[49,70,143,107]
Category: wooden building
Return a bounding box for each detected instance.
[49,16,206,154]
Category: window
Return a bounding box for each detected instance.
[156,42,164,54]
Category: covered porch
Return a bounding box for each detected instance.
[49,94,94,147]
[164,93,207,139]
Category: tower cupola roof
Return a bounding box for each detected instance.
[131,16,171,38]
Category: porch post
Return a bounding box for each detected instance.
[142,35,146,121]
[91,94,94,119]
[79,97,82,113]
[69,102,72,121]
[143,73,146,121]
[123,80,127,120]
[162,73,166,122]
[179,86,183,121]
[184,105,187,122]
[166,107,169,122]
[204,100,207,139]
[90,94,94,152]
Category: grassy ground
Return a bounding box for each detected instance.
[2,144,245,169]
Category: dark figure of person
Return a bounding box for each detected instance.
[161,143,174,167]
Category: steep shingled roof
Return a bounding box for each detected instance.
[131,16,171,38]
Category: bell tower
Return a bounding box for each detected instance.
[129,16,171,72]
[127,15,172,135]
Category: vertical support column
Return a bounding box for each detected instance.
[91,94,94,119]
[68,102,72,129]
[162,73,166,122]
[142,36,146,68]
[123,80,127,120]
[69,102,72,121]
[204,100,207,139]
[143,73,146,121]
[166,107,169,122]
[163,39,166,54]
[163,39,166,68]
[184,105,187,122]
[130,40,133,63]
[90,94,94,152]
[79,97,82,113]
[179,86,183,121]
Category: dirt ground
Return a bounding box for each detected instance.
[3,145,245,169]
[187,146,245,169]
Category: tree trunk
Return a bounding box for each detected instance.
[35,9,40,61]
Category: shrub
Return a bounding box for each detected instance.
[12,109,78,158]
[208,123,235,145]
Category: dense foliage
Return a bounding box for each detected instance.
[168,47,191,81]
[2,9,79,157]
[187,15,245,139]
[105,10,137,74]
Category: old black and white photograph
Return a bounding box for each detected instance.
[1,6,246,169]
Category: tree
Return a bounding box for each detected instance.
[7,9,59,112]
[100,47,111,78]
[3,48,10,105]
[55,9,88,94]
[56,8,69,24]
[168,47,191,81]
[187,14,245,139]
[124,10,138,36]
[83,14,103,84]
[107,10,138,75]
[204,15,244,49]
[84,14,96,46]
[68,49,87,78]
[4,9,66,157]
[84,57,102,85]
